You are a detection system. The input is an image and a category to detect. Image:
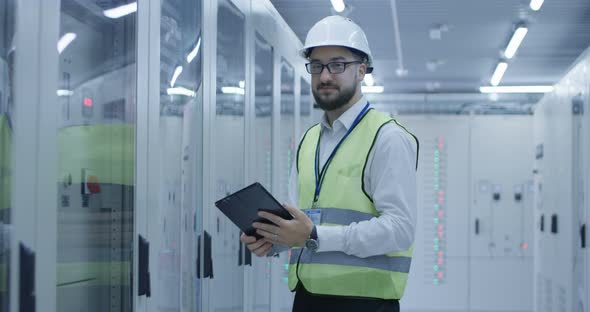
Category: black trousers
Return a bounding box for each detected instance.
[292,284,400,312]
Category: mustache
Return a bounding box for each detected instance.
[318,83,338,89]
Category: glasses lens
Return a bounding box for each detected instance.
[308,63,323,74]
[328,62,346,73]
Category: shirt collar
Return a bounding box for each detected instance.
[320,95,368,131]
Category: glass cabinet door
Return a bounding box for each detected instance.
[211,0,246,311]
[56,1,136,311]
[274,58,295,311]
[249,32,273,312]
[155,1,203,311]
[0,1,15,310]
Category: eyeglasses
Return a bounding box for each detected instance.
[305,61,362,74]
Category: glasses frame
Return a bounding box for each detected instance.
[305,61,363,74]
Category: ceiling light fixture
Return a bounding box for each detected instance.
[480,86,554,93]
[504,26,528,59]
[186,37,201,63]
[56,89,74,97]
[170,66,183,87]
[330,0,346,13]
[364,74,375,86]
[362,86,384,94]
[530,0,544,11]
[490,62,508,86]
[222,87,245,95]
[104,2,137,19]
[57,33,77,54]
[167,87,196,97]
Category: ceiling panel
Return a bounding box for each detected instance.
[270,0,590,100]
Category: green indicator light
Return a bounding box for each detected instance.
[282,277,289,284]
[434,265,439,271]
[433,238,439,244]
[284,264,289,270]
[434,217,439,223]
[434,245,439,251]
[433,279,439,285]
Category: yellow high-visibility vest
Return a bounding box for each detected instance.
[288,108,417,300]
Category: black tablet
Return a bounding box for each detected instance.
[215,182,293,239]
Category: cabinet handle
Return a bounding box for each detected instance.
[19,243,36,312]
[138,235,151,297]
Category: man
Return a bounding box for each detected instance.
[240,15,418,312]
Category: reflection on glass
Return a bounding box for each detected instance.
[0,0,15,309]
[213,0,245,310]
[251,32,273,311]
[279,59,294,203]
[57,1,136,311]
[157,1,202,311]
[300,79,312,133]
[277,59,295,309]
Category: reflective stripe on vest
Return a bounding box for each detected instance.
[290,249,412,273]
[289,108,417,300]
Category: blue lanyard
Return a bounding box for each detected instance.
[313,102,370,206]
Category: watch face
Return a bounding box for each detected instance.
[305,239,319,251]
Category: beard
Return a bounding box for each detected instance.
[312,75,358,111]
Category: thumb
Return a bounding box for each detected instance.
[283,203,305,218]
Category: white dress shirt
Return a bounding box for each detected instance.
[288,96,417,258]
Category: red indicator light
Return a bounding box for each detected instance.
[83,97,93,107]
[437,272,444,278]
[438,251,444,257]
[437,231,443,238]
[438,211,444,217]
[522,243,528,250]
[437,137,444,144]
[438,198,444,204]
[438,225,443,231]
[438,143,444,149]
[438,191,444,196]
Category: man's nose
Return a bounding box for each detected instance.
[319,67,333,82]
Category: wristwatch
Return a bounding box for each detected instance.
[304,225,319,252]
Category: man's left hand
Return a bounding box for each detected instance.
[252,204,314,248]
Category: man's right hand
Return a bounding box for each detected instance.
[240,233,273,257]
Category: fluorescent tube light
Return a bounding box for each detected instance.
[104,2,137,19]
[167,87,196,97]
[170,66,183,87]
[56,89,73,97]
[490,62,508,86]
[362,86,384,93]
[330,0,345,13]
[186,37,201,63]
[57,33,77,54]
[530,0,544,11]
[504,27,528,59]
[364,74,375,86]
[480,86,554,93]
[221,87,245,95]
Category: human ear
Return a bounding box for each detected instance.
[357,63,367,82]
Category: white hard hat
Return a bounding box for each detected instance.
[300,15,373,73]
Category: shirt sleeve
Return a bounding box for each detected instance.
[316,123,418,257]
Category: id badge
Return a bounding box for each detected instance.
[305,209,322,225]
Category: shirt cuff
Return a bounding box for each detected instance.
[316,225,345,252]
